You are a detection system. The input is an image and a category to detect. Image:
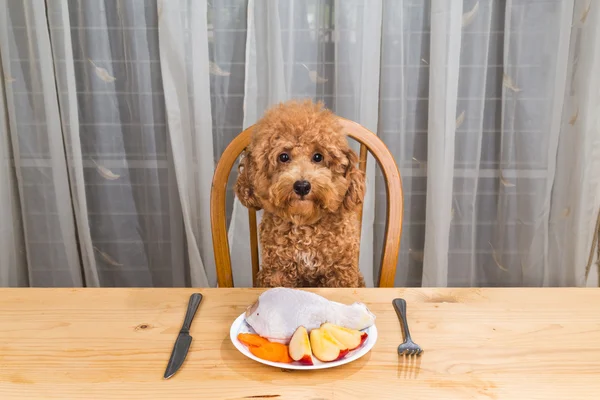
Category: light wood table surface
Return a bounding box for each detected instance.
[0,288,599,399]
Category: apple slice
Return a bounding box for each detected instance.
[289,326,314,365]
[321,323,368,351]
[309,327,349,362]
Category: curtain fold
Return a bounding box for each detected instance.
[459,0,494,286]
[421,0,463,287]
[2,0,196,287]
[550,0,600,286]
[496,0,575,286]
[47,0,101,286]
[0,46,27,286]
[157,0,212,287]
[334,0,383,287]
[377,0,429,287]
[0,0,83,286]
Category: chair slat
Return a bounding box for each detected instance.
[356,143,368,227]
[248,208,260,286]
[359,143,368,172]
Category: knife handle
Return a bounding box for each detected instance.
[181,293,202,333]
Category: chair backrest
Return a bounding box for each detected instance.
[210,117,403,287]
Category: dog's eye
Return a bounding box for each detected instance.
[312,153,324,163]
[278,153,290,163]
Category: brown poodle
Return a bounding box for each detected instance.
[234,100,366,288]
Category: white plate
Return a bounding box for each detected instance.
[230,312,378,370]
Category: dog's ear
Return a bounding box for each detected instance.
[342,148,366,212]
[234,149,262,210]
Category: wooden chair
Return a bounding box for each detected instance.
[210,117,404,288]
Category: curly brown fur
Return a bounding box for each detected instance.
[234,100,366,288]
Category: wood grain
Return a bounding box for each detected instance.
[210,117,404,287]
[1,288,599,399]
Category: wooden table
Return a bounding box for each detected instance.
[0,288,599,399]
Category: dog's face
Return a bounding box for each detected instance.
[235,101,365,225]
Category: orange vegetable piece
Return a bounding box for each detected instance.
[248,342,293,363]
[237,333,270,347]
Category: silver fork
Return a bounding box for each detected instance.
[393,298,423,356]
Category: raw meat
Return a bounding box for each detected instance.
[244,287,375,343]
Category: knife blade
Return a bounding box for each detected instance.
[163,292,203,379]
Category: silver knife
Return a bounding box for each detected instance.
[163,292,203,379]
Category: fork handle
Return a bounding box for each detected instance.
[392,298,413,341]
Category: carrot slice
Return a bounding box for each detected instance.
[278,345,293,363]
[238,333,270,347]
[249,342,292,363]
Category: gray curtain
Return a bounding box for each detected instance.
[1,0,599,288]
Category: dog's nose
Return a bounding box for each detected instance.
[293,180,311,196]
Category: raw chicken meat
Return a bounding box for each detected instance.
[244,287,376,343]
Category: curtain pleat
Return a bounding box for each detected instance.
[157,0,212,287]
[421,0,463,287]
[47,0,101,286]
[550,0,600,286]
[334,0,383,287]
[0,39,28,286]
[0,0,83,286]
